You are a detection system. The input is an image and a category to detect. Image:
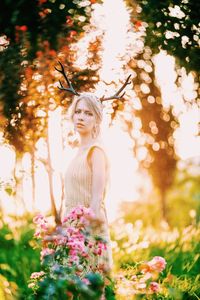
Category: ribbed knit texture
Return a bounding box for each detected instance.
[64,141,113,271]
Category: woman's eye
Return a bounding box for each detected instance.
[75,110,80,114]
[85,112,93,116]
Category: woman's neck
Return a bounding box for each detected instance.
[79,134,94,148]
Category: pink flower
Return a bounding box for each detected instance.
[74,206,84,216]
[97,241,107,250]
[33,214,49,234]
[54,235,68,245]
[30,271,45,279]
[40,248,55,260]
[143,272,152,281]
[88,241,93,248]
[148,256,166,273]
[28,282,36,289]
[81,251,89,258]
[63,205,94,223]
[149,281,160,293]
[65,226,73,233]
[93,248,103,256]
[62,216,69,223]
[33,214,45,224]
[40,223,48,230]
[82,278,90,285]
[79,216,89,226]
[69,255,79,264]
[66,227,78,236]
[34,229,41,238]
[67,240,85,253]
[69,249,78,257]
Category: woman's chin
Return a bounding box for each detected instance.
[76,128,85,133]
[76,129,89,136]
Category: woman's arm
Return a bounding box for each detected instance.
[89,147,106,218]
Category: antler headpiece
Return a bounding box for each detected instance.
[55,61,132,102]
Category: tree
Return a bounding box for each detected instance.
[0,0,100,221]
[135,0,200,73]
[121,0,199,222]
[0,0,97,125]
[127,48,178,221]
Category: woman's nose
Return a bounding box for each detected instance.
[78,113,84,120]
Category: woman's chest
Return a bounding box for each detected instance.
[65,154,91,183]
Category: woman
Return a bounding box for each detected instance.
[55,61,131,275]
[64,92,113,274]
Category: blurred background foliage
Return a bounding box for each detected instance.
[0,0,100,148]
[0,215,40,299]
[0,0,200,299]
[111,218,200,299]
[119,165,200,228]
[131,0,200,73]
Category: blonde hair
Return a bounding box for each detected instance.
[69,92,103,124]
[68,93,103,139]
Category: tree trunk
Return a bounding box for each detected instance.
[13,158,27,214]
[160,190,168,224]
[58,171,65,219]
[30,149,36,211]
[58,116,65,220]
[46,128,60,224]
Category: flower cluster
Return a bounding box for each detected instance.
[140,256,166,274]
[29,206,109,298]
[115,256,167,298]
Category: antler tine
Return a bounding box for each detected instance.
[100,74,132,102]
[55,61,80,96]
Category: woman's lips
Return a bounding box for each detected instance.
[76,123,84,127]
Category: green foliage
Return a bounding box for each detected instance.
[0,205,200,299]
[28,207,115,299]
[111,173,200,298]
[0,0,92,56]
[167,171,200,227]
[119,168,200,228]
[0,217,40,298]
[30,270,106,299]
[136,0,200,73]
[0,215,115,299]
[0,44,23,118]
[0,0,96,152]
[111,218,200,299]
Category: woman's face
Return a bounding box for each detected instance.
[73,99,96,135]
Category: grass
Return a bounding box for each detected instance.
[0,213,199,299]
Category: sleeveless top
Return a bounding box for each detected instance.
[64,140,113,271]
[64,141,109,215]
